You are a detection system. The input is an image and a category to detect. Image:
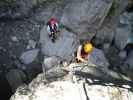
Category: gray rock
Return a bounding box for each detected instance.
[89,48,109,68]
[33,0,65,23]
[10,73,133,100]
[0,0,48,18]
[20,49,39,64]
[115,11,133,50]
[120,12,133,25]
[43,56,59,71]
[120,51,133,80]
[40,26,79,62]
[33,4,56,23]
[125,51,133,70]
[42,56,67,79]
[95,27,115,45]
[93,0,128,46]
[103,43,110,53]
[115,26,131,50]
[105,46,121,68]
[61,0,113,38]
[26,40,36,49]
[6,69,26,92]
[11,36,19,42]
[119,50,127,60]
[127,34,133,44]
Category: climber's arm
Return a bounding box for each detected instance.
[76,45,87,62]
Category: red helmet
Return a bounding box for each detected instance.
[49,18,57,25]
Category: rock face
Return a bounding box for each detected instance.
[115,12,133,50]
[125,51,133,70]
[43,56,60,71]
[6,69,26,92]
[115,26,131,50]
[0,0,47,18]
[104,45,121,69]
[42,56,66,78]
[94,26,115,46]
[60,0,113,39]
[20,49,39,64]
[120,12,133,25]
[40,26,79,62]
[32,81,86,100]
[0,0,133,99]
[26,40,36,49]
[119,50,127,60]
[89,48,109,68]
[33,0,66,23]
[92,0,128,47]
[10,72,133,100]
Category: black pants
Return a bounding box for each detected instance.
[124,43,133,56]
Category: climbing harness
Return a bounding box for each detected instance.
[49,31,59,43]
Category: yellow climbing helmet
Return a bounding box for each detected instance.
[83,42,93,53]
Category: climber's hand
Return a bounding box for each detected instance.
[76,57,88,63]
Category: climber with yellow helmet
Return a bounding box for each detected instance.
[76,42,93,63]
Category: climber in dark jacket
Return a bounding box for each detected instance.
[47,18,59,42]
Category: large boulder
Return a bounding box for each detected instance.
[115,11,133,50]
[20,49,39,64]
[89,48,110,68]
[42,56,66,78]
[43,56,59,71]
[104,46,121,69]
[92,0,128,46]
[40,26,79,62]
[94,26,115,46]
[60,0,113,39]
[115,26,131,50]
[10,73,133,100]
